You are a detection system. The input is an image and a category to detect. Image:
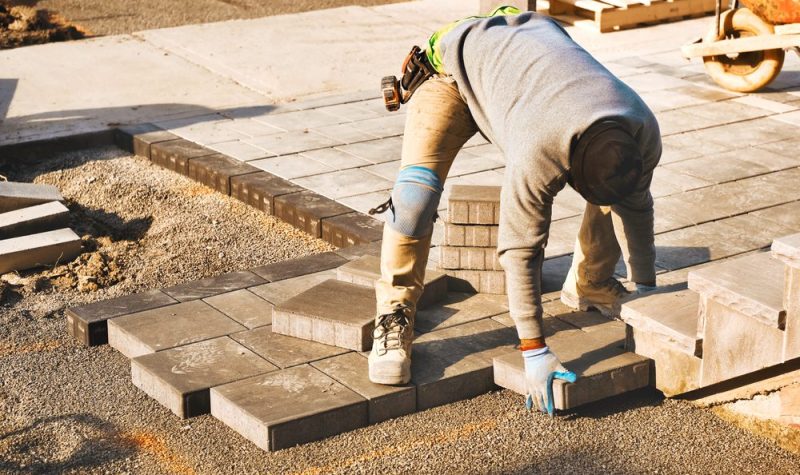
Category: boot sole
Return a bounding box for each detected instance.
[560,290,620,318]
[368,369,410,386]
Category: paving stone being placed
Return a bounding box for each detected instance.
[447,269,505,295]
[252,251,347,282]
[439,246,501,271]
[273,191,352,238]
[203,289,273,329]
[443,223,498,247]
[321,213,384,247]
[493,329,652,410]
[620,289,703,357]
[625,325,701,396]
[131,336,277,418]
[415,292,508,333]
[150,139,215,175]
[447,185,501,225]
[0,201,70,239]
[335,254,447,309]
[272,279,375,351]
[229,172,304,214]
[210,364,368,451]
[162,271,266,302]
[66,289,177,346]
[0,228,81,274]
[249,270,335,306]
[114,124,178,157]
[0,182,63,213]
[187,154,260,195]
[311,352,415,424]
[107,300,246,358]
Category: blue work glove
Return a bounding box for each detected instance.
[523,347,578,416]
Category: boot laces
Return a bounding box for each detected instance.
[374,307,410,355]
[598,278,628,298]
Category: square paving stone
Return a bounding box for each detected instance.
[251,251,347,282]
[625,325,701,396]
[131,336,277,418]
[210,365,368,451]
[0,182,63,213]
[412,319,517,410]
[620,289,702,357]
[415,292,508,333]
[298,148,371,171]
[203,289,273,329]
[108,300,246,358]
[333,240,382,261]
[491,312,580,339]
[273,191,352,238]
[321,213,384,247]
[439,246,501,271]
[335,137,403,164]
[229,172,303,214]
[335,254,447,309]
[0,228,82,274]
[162,271,266,302]
[209,140,271,162]
[249,154,335,180]
[150,139,216,175]
[66,289,177,346]
[311,352,415,424]
[231,326,348,368]
[247,130,342,156]
[294,169,393,200]
[272,279,375,351]
[447,185,501,225]
[248,270,335,306]
[187,154,260,195]
[252,108,344,131]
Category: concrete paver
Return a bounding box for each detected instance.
[621,289,702,357]
[0,201,70,239]
[203,289,274,329]
[252,251,347,282]
[273,190,353,237]
[187,154,259,195]
[321,213,384,247]
[248,270,335,306]
[162,270,266,302]
[415,292,508,333]
[231,325,348,369]
[150,139,215,175]
[0,182,63,213]
[0,228,82,274]
[229,171,304,214]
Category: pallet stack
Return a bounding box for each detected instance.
[439,185,505,294]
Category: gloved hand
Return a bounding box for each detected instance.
[523,347,577,416]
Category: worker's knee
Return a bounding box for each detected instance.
[386,166,443,238]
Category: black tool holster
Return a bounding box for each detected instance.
[381,46,437,112]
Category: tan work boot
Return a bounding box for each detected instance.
[368,308,413,385]
[560,268,630,318]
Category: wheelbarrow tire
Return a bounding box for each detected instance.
[702,8,785,93]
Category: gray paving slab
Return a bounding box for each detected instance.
[0,228,81,274]
[415,292,508,333]
[131,336,277,418]
[272,279,376,351]
[311,123,378,144]
[229,172,304,215]
[222,119,283,139]
[491,312,580,339]
[0,201,70,239]
[293,169,393,200]
[654,219,767,271]
[108,300,246,358]
[755,136,800,159]
[249,154,335,180]
[313,102,385,123]
[298,148,371,171]
[620,289,702,357]
[700,117,799,148]
[335,137,403,164]
[412,319,517,410]
[336,190,392,216]
[162,271,266,302]
[252,252,347,282]
[311,352,415,424]
[66,289,177,347]
[210,365,368,451]
[543,301,627,348]
[362,160,401,182]
[0,182,63,213]
[717,213,798,251]
[246,130,341,157]
[752,201,800,231]
[203,289,273,329]
[546,216,583,257]
[625,325,701,396]
[251,108,346,131]
[321,213,384,247]
[163,119,250,147]
[348,115,406,139]
[230,326,348,369]
[333,240,382,261]
[273,190,352,237]
[248,270,335,306]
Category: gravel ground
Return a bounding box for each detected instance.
[1,147,800,473]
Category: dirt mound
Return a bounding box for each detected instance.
[0,3,85,49]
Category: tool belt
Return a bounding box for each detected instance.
[381,45,437,112]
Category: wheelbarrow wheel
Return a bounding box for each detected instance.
[702,8,785,93]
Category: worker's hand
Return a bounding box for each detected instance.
[523,347,577,416]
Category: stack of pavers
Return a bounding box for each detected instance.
[439,185,505,294]
[0,181,80,274]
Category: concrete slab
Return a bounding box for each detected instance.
[491,312,580,339]
[293,169,393,200]
[447,269,506,295]
[625,325,701,396]
[272,279,375,351]
[311,352,415,424]
[0,182,63,213]
[107,300,246,358]
[320,213,384,247]
[252,252,347,282]
[131,336,277,418]
[0,201,70,239]
[248,270,335,306]
[162,270,266,302]
[250,154,336,180]
[203,289,273,329]
[620,289,702,357]
[336,137,403,164]
[415,292,508,333]
[210,365,367,451]
[773,233,800,269]
[230,326,348,369]
[0,228,81,274]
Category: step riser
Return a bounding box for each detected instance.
[783,266,800,360]
[625,326,701,396]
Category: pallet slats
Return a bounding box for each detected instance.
[546,0,716,32]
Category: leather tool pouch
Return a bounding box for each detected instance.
[382,46,437,111]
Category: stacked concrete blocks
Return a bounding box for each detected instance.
[441,185,506,294]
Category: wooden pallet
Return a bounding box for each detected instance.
[543,0,716,32]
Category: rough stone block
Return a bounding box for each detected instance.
[203,289,273,329]
[413,319,517,410]
[114,124,178,158]
[439,246,501,271]
[447,185,501,225]
[251,252,347,282]
[0,182,63,213]
[321,213,383,247]
[131,336,277,418]
[335,254,447,309]
[620,289,703,357]
[229,172,303,214]
[107,300,246,358]
[150,139,215,175]
[231,326,348,368]
[0,228,81,274]
[187,154,260,195]
[272,279,375,351]
[162,271,266,302]
[447,269,506,295]
[415,292,508,333]
[493,329,652,410]
[625,325,700,396]
[66,289,177,346]
[273,191,352,238]
[443,223,498,247]
[311,352,415,424]
[249,270,335,306]
[210,365,368,451]
[0,201,70,239]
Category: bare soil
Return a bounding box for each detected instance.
[0,3,84,49]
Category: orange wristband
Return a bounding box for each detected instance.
[519,337,546,351]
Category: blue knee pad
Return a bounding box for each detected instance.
[387,166,443,238]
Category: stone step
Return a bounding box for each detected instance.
[335,254,447,309]
[271,279,376,351]
[772,233,800,360]
[439,246,502,271]
[447,185,501,225]
[443,222,498,247]
[0,201,70,239]
[0,182,63,213]
[0,228,82,274]
[447,269,506,294]
[493,329,652,410]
